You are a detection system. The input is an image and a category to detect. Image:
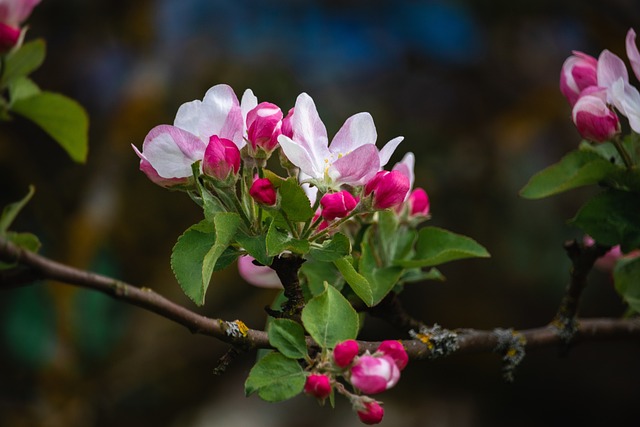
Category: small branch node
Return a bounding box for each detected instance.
[409,324,459,359]
[493,328,526,382]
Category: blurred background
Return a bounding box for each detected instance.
[1,0,640,426]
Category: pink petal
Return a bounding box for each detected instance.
[329,112,377,155]
[597,50,629,99]
[142,125,206,178]
[626,28,640,82]
[329,144,380,186]
[238,256,282,288]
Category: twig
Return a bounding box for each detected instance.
[1,237,639,361]
[551,239,611,345]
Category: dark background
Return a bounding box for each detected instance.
[1,1,639,426]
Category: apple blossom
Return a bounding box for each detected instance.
[560,51,598,107]
[0,0,40,52]
[376,340,408,371]
[364,170,410,210]
[349,355,400,394]
[249,178,277,206]
[304,374,332,400]
[237,256,281,288]
[595,32,640,133]
[320,190,359,221]
[572,87,620,142]
[202,135,241,181]
[278,93,403,188]
[356,401,384,425]
[333,339,359,368]
[134,84,247,184]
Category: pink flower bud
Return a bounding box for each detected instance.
[237,255,282,288]
[304,374,332,400]
[357,401,384,425]
[349,355,400,394]
[333,339,359,367]
[249,178,277,206]
[376,340,408,371]
[572,88,620,143]
[408,188,430,217]
[560,51,598,107]
[280,108,294,139]
[320,190,359,221]
[246,102,283,153]
[0,23,20,51]
[364,170,410,210]
[0,0,40,52]
[202,135,241,180]
[583,236,640,272]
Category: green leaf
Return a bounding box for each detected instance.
[8,76,40,105]
[12,91,89,163]
[308,233,351,262]
[302,282,359,348]
[236,232,272,266]
[401,267,445,284]
[359,241,404,305]
[0,185,35,234]
[266,221,309,256]
[614,256,640,313]
[377,210,399,262]
[244,352,306,402]
[520,149,620,199]
[200,213,241,302]
[268,318,308,359]
[396,227,490,268]
[6,231,41,253]
[333,256,374,306]
[0,39,46,88]
[171,220,216,306]
[278,178,314,222]
[300,260,343,296]
[570,190,640,253]
[0,232,41,270]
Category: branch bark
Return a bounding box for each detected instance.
[1,236,639,361]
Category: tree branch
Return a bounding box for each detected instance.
[1,236,639,362]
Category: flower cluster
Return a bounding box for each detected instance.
[560,28,640,142]
[302,339,408,425]
[133,83,431,288]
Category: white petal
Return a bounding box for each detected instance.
[241,88,258,123]
[392,152,415,191]
[278,135,323,178]
[329,112,377,155]
[598,50,629,104]
[378,136,404,167]
[291,93,330,166]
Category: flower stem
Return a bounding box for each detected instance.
[613,137,634,170]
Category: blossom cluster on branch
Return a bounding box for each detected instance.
[2,5,640,424]
[129,84,489,423]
